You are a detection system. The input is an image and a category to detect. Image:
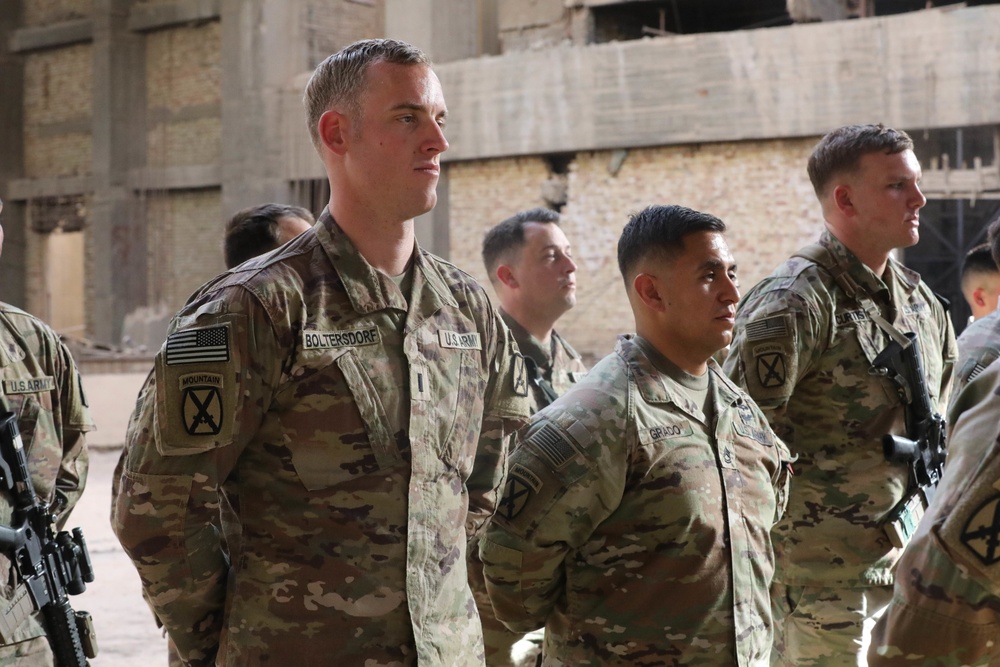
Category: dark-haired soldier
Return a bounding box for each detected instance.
[482,204,790,666]
[724,124,957,666]
[222,204,314,269]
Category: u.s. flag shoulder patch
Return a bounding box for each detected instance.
[165,325,230,365]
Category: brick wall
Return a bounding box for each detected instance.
[22,0,92,26]
[447,138,824,364]
[146,190,225,310]
[23,43,93,178]
[145,21,222,168]
[303,0,384,68]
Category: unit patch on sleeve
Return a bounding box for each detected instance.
[497,463,542,521]
[180,373,224,436]
[166,326,230,365]
[512,353,528,397]
[753,343,788,388]
[3,376,55,394]
[959,493,1000,566]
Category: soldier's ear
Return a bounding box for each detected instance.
[833,184,855,216]
[319,110,350,156]
[496,265,518,289]
[633,273,665,312]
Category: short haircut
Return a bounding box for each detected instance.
[224,204,314,269]
[617,204,726,285]
[988,216,1000,268]
[303,39,431,150]
[962,243,998,286]
[807,124,915,198]
[482,208,561,284]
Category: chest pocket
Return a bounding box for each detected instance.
[279,347,403,491]
[830,309,899,407]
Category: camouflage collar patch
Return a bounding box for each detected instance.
[3,376,55,395]
[303,327,380,349]
[835,309,867,326]
[960,493,1000,565]
[438,330,482,350]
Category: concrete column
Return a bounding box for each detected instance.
[219,0,304,218]
[0,4,26,305]
[91,0,147,345]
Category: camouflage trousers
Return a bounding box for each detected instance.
[0,636,53,667]
[772,583,893,667]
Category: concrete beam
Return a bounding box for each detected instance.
[127,165,222,191]
[6,176,94,200]
[127,0,221,33]
[8,19,93,52]
[436,4,1000,161]
[0,3,26,306]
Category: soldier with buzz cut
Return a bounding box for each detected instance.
[111,39,530,666]
[474,208,588,666]
[867,355,1000,666]
[952,217,1000,402]
[723,124,957,666]
[481,204,791,666]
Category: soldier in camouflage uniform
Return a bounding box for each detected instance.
[111,40,530,666]
[723,124,957,666]
[474,209,588,666]
[952,220,1000,402]
[482,204,791,666]
[868,356,1000,666]
[0,197,93,666]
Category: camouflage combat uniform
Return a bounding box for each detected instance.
[723,231,956,665]
[868,357,1000,666]
[111,212,530,667]
[474,311,588,667]
[952,308,1000,401]
[0,303,92,666]
[481,335,790,667]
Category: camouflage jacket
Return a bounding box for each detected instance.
[0,303,92,646]
[953,308,1000,402]
[481,335,790,666]
[868,357,1000,666]
[724,230,957,587]
[500,311,587,413]
[112,212,530,667]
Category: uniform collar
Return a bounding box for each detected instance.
[316,210,458,317]
[819,230,921,298]
[500,310,553,371]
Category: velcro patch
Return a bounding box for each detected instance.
[166,326,230,365]
[178,372,222,390]
[835,309,867,326]
[303,328,380,349]
[638,422,694,445]
[527,422,577,469]
[498,472,535,521]
[753,343,788,388]
[182,385,223,436]
[438,330,482,350]
[745,315,790,341]
[734,421,773,446]
[512,354,528,397]
[959,493,1000,565]
[3,376,55,394]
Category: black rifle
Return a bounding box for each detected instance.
[872,332,946,547]
[0,411,96,665]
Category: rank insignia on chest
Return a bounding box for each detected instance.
[959,492,1000,566]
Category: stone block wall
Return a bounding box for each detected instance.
[447,138,824,364]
